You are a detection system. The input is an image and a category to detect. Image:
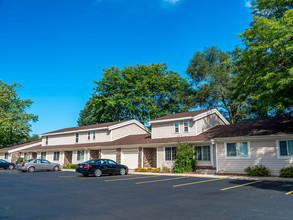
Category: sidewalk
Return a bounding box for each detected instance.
[128,170,293,182]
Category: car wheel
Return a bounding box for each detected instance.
[82,173,89,177]
[8,165,14,170]
[28,166,35,173]
[53,166,59,171]
[120,168,126,175]
[93,169,102,177]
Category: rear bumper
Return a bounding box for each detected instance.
[76,168,93,174]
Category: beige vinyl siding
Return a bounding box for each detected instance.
[0,153,5,160]
[152,120,196,139]
[197,161,212,166]
[217,139,293,176]
[111,124,148,141]
[42,130,111,146]
[196,114,225,135]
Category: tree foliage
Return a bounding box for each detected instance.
[234,0,293,117]
[0,80,38,148]
[185,46,247,124]
[78,63,192,126]
[173,142,196,173]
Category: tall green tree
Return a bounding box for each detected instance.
[78,63,192,126]
[0,80,38,148]
[185,46,247,124]
[234,0,293,117]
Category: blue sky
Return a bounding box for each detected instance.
[0,0,252,135]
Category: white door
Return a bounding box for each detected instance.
[122,150,139,169]
[101,150,116,162]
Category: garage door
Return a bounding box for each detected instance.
[101,150,116,162]
[122,150,139,169]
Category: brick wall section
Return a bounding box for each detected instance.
[64,151,72,165]
[11,152,20,163]
[116,148,121,164]
[143,148,157,168]
[138,147,142,168]
[90,150,99,159]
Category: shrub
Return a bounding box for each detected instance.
[62,163,77,169]
[147,167,152,171]
[162,166,171,173]
[152,168,160,173]
[280,167,293,178]
[15,157,24,164]
[173,142,197,173]
[134,168,140,172]
[140,168,148,172]
[244,165,271,177]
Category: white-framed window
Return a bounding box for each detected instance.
[4,153,9,160]
[46,136,48,145]
[41,152,46,160]
[93,131,96,140]
[225,142,250,158]
[88,132,91,140]
[77,150,84,161]
[75,133,79,143]
[165,147,177,161]
[53,152,60,161]
[278,140,293,157]
[195,146,210,161]
[174,122,179,133]
[184,121,189,132]
[24,153,28,160]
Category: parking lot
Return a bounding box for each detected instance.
[1,169,293,220]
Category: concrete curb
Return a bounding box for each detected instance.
[128,171,293,182]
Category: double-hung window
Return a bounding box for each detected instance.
[184,121,189,132]
[46,136,48,145]
[165,147,177,161]
[174,122,179,133]
[195,146,211,161]
[24,153,28,160]
[93,131,96,140]
[4,153,9,160]
[75,133,79,143]
[53,152,60,161]
[77,150,84,161]
[41,152,46,160]
[88,132,91,140]
[226,142,249,158]
[279,140,293,157]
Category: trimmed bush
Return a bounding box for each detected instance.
[134,168,140,172]
[15,157,24,165]
[280,167,293,178]
[62,163,77,169]
[244,165,271,177]
[173,142,197,173]
[140,168,148,172]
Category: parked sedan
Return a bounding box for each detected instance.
[76,159,128,177]
[16,159,60,172]
[0,159,15,170]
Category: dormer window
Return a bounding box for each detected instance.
[88,132,91,140]
[45,136,48,145]
[184,121,189,132]
[93,131,96,140]
[75,133,79,143]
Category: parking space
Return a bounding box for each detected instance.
[1,170,293,219]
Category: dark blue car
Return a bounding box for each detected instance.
[0,159,15,170]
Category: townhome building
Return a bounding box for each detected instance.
[1,108,292,175]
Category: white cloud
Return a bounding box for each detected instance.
[164,0,180,4]
[245,0,252,8]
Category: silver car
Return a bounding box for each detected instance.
[16,159,60,172]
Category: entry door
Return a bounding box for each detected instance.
[122,150,139,169]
